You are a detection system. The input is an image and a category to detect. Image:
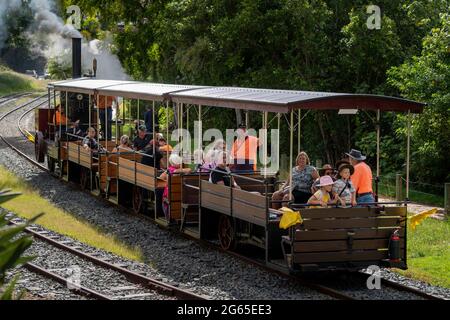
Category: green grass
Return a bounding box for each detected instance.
[0,165,144,262]
[0,65,48,96]
[396,214,450,288]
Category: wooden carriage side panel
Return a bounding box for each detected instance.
[169,175,182,220]
[135,162,156,190]
[291,206,407,266]
[299,206,407,219]
[79,148,92,168]
[233,174,276,195]
[232,189,266,226]
[118,157,136,185]
[68,142,80,164]
[200,180,231,215]
[98,154,108,191]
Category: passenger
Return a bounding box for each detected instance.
[230,123,261,172]
[158,137,173,152]
[66,120,82,138]
[307,175,342,208]
[53,104,68,125]
[333,163,357,207]
[159,154,192,219]
[133,125,152,151]
[200,139,225,172]
[141,139,163,170]
[346,149,374,204]
[112,135,132,153]
[210,151,240,189]
[271,151,319,208]
[311,164,336,193]
[82,127,102,153]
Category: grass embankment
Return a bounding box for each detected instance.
[397,214,450,288]
[0,65,48,96]
[0,165,143,262]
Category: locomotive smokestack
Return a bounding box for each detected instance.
[72,37,82,78]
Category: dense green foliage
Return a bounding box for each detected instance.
[55,1,450,186]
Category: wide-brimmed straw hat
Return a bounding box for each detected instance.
[337,163,354,176]
[318,164,334,176]
[345,149,366,161]
[317,175,334,187]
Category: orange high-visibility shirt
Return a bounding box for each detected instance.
[97,96,115,109]
[54,111,68,125]
[350,162,373,194]
[231,135,259,170]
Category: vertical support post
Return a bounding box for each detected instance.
[137,99,140,123]
[115,97,118,142]
[395,174,403,201]
[445,183,450,215]
[297,109,301,153]
[152,100,155,149]
[198,105,202,167]
[277,112,281,176]
[166,100,169,170]
[64,91,68,141]
[105,95,108,149]
[263,111,268,177]
[376,109,380,177]
[245,110,249,128]
[406,110,411,200]
[289,110,294,201]
[376,109,380,202]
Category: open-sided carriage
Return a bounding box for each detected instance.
[34,78,424,273]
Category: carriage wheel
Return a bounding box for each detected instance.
[34,132,46,163]
[218,215,236,251]
[132,186,143,214]
[80,168,89,190]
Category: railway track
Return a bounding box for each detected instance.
[1,96,205,300]
[1,94,445,300]
[7,215,205,300]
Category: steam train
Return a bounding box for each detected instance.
[32,38,423,273]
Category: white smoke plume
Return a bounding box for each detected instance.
[0,0,129,80]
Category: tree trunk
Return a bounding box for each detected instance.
[316,113,331,165]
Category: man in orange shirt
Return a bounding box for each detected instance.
[346,149,375,204]
[230,123,261,172]
[53,104,68,126]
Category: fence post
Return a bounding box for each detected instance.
[396,174,403,201]
[445,183,450,215]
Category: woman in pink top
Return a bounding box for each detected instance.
[159,154,191,220]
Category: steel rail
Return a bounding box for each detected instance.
[24,262,113,300]
[2,96,206,300]
[9,219,205,300]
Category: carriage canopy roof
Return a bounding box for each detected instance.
[50,79,425,113]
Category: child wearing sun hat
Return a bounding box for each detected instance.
[307,175,342,208]
[333,163,357,207]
